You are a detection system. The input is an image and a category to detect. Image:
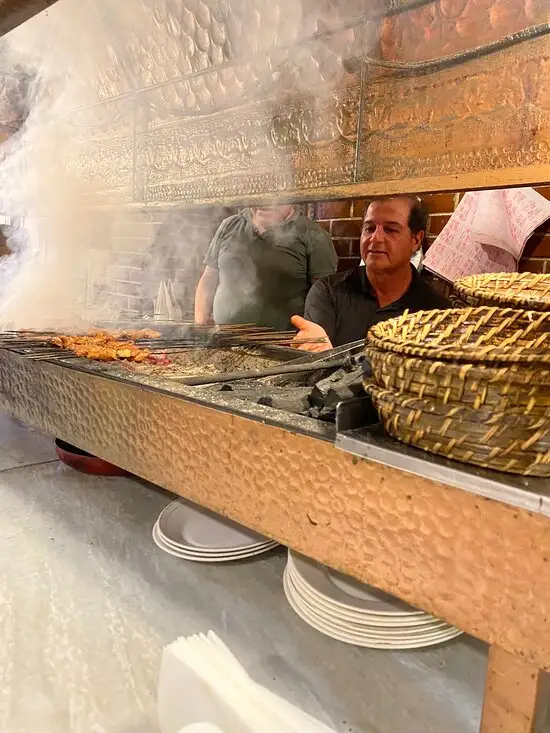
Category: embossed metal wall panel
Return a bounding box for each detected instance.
[3,0,550,202]
[0,349,549,670]
[64,99,136,202]
[355,2,550,197]
[135,88,360,203]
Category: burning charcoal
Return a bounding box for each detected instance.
[324,377,364,408]
[308,364,365,422]
[310,365,364,407]
[308,405,322,420]
[257,387,312,413]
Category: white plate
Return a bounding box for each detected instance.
[153,524,276,562]
[153,524,277,563]
[156,521,275,555]
[285,570,462,646]
[286,563,441,628]
[158,501,271,551]
[327,570,387,601]
[284,571,463,650]
[287,571,455,641]
[287,566,448,636]
[155,521,277,558]
[287,605,462,649]
[154,523,276,556]
[288,552,423,616]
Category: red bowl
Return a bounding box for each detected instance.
[55,439,129,477]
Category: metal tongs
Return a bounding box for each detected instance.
[171,358,347,386]
[172,340,365,387]
[285,339,364,365]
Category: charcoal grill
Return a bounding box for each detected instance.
[0,327,351,435]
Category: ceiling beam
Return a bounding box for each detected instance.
[0,0,60,38]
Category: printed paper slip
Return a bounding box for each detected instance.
[423,188,550,282]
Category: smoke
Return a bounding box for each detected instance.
[0,0,369,332]
[0,123,103,330]
[0,1,119,330]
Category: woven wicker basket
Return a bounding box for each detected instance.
[364,381,550,476]
[367,306,550,363]
[449,293,471,308]
[454,273,550,311]
[365,346,550,411]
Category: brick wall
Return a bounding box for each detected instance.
[307,200,366,271]
[88,209,165,316]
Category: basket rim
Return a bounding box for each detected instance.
[365,381,550,425]
[364,381,550,476]
[364,345,550,387]
[454,273,550,310]
[367,306,550,364]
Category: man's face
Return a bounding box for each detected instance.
[360,198,424,273]
[252,205,294,233]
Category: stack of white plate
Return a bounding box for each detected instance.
[284,552,463,649]
[153,500,278,562]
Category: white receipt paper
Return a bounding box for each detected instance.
[158,631,337,733]
[423,188,550,282]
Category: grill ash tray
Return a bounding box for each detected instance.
[104,347,295,380]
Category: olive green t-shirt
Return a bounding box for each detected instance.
[204,210,337,330]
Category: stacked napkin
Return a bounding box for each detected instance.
[154,279,182,321]
[158,631,337,733]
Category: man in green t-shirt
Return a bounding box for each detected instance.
[194,205,337,330]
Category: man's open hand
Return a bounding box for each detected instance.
[290,315,333,352]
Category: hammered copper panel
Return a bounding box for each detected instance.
[5,0,549,202]
[382,0,549,63]
[357,34,550,191]
[0,350,548,670]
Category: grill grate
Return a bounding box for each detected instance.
[0,325,326,362]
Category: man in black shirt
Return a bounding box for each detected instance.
[291,195,450,351]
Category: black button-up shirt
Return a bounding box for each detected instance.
[304,265,450,347]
